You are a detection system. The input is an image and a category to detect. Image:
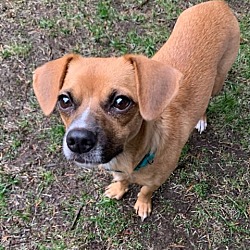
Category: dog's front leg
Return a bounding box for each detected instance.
[105,177,129,200]
[134,185,158,221]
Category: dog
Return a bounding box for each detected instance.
[33,1,240,221]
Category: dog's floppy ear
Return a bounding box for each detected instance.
[33,54,76,116]
[125,55,183,121]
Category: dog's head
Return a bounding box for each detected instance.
[33,54,182,168]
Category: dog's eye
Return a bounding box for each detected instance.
[112,95,132,111]
[58,94,73,110]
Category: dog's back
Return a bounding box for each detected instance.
[153,0,240,136]
[153,1,240,73]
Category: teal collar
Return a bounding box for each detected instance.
[105,151,156,173]
[134,151,156,171]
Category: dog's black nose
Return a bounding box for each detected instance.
[66,129,97,154]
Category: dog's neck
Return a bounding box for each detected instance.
[129,120,157,156]
[109,119,163,173]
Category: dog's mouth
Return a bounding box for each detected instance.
[73,157,102,165]
[72,146,123,167]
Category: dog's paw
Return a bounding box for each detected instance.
[134,199,152,222]
[195,117,207,134]
[104,182,128,200]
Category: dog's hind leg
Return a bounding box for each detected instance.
[195,35,240,134]
[195,114,207,134]
[212,28,240,97]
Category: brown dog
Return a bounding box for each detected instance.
[33,1,240,221]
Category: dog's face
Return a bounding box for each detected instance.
[33,54,182,168]
[59,57,143,167]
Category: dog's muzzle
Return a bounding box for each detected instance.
[63,125,123,168]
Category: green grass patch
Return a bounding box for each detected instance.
[0,174,19,213]
[156,0,182,20]
[0,42,32,59]
[193,181,210,198]
[209,88,240,123]
[88,196,126,239]
[41,170,55,186]
[37,241,67,250]
[46,124,65,152]
[39,18,56,29]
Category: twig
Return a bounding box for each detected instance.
[138,0,150,8]
[70,203,84,230]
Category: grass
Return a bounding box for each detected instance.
[0,0,249,249]
[0,173,19,218]
[0,43,32,59]
[47,124,65,152]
